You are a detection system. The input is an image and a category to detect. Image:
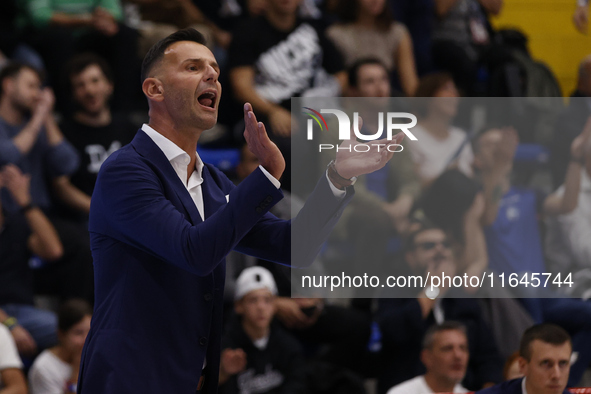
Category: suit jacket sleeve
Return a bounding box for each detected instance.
[91,156,285,276]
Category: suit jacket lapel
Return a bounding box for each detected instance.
[200,165,229,220]
[130,129,204,225]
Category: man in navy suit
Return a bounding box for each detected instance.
[78,28,402,394]
[477,324,572,394]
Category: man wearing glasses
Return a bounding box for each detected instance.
[375,225,502,394]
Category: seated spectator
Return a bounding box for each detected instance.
[473,126,591,386]
[376,224,502,394]
[551,56,591,188]
[327,0,418,96]
[53,53,136,219]
[386,321,469,394]
[228,0,346,189]
[545,118,591,297]
[476,323,572,394]
[219,266,307,394]
[16,0,140,111]
[431,0,502,96]
[0,324,27,394]
[0,63,94,303]
[29,299,92,394]
[0,164,59,357]
[409,73,474,186]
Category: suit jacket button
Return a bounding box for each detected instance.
[199,337,207,346]
[204,293,213,301]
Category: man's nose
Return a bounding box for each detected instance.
[203,65,218,82]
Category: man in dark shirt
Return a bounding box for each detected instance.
[54,53,136,217]
[0,62,93,303]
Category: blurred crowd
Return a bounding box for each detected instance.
[2,0,591,393]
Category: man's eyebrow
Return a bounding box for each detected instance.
[182,58,220,71]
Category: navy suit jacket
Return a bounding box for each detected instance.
[476,378,570,394]
[78,130,352,394]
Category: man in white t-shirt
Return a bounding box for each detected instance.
[0,323,27,393]
[387,322,470,394]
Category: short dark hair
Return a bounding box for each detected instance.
[413,72,456,117]
[519,323,571,361]
[0,62,42,98]
[422,321,467,350]
[64,52,113,92]
[58,299,93,332]
[404,221,443,254]
[348,57,389,89]
[141,28,207,82]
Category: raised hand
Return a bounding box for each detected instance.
[571,116,591,162]
[334,116,405,180]
[243,102,286,180]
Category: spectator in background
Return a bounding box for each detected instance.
[219,267,307,394]
[376,225,502,394]
[29,299,92,394]
[0,324,27,394]
[16,0,140,111]
[0,63,94,303]
[473,126,591,386]
[545,117,591,298]
[0,164,59,358]
[387,322,470,394]
[476,324,572,394]
[53,53,136,219]
[327,0,419,96]
[410,73,474,186]
[551,55,591,188]
[228,0,346,189]
[432,0,503,96]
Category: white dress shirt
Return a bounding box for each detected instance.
[141,124,344,219]
[142,124,282,221]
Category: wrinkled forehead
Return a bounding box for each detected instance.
[161,41,216,68]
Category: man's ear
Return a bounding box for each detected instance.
[420,349,430,369]
[142,78,164,102]
[518,356,528,375]
[2,78,14,96]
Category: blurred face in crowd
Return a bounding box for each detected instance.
[266,0,302,16]
[354,63,391,98]
[3,68,42,114]
[59,315,92,357]
[422,329,469,385]
[520,340,571,394]
[428,80,459,119]
[71,64,113,115]
[358,0,386,16]
[406,229,455,277]
[235,289,276,332]
[473,128,513,172]
[146,41,221,132]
